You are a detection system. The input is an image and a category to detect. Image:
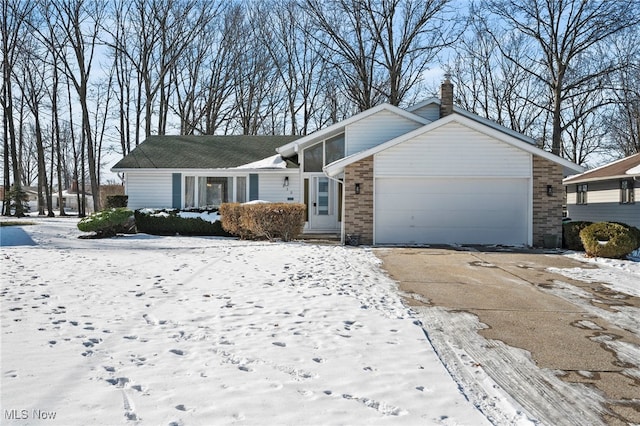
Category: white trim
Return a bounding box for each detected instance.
[528,156,534,247]
[564,174,640,184]
[113,168,293,175]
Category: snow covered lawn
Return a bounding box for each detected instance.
[2,218,490,425]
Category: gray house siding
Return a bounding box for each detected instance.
[566,180,639,228]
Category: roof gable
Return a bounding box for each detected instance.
[111,135,301,170]
[564,153,640,184]
[406,98,537,146]
[324,113,583,176]
[276,103,429,157]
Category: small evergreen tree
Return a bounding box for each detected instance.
[8,184,29,217]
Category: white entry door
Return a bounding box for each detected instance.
[308,176,339,231]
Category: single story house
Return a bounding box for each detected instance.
[53,189,95,214]
[112,77,583,246]
[564,153,639,228]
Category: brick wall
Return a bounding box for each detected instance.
[344,156,374,245]
[532,155,564,247]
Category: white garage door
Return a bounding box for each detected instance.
[375,178,529,245]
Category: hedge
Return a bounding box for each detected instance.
[218,203,250,239]
[579,222,640,259]
[220,202,306,242]
[134,208,230,236]
[105,195,128,208]
[562,221,593,251]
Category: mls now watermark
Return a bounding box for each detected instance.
[5,409,57,421]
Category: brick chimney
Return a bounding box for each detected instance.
[440,73,454,118]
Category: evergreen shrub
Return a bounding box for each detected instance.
[77,208,135,238]
[579,222,639,259]
[562,221,593,251]
[134,208,229,236]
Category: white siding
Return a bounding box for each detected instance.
[345,110,423,156]
[258,174,300,203]
[410,104,440,122]
[375,122,531,178]
[125,172,173,209]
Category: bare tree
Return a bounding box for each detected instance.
[304,0,383,111]
[483,0,640,156]
[227,5,279,135]
[50,0,105,213]
[106,0,218,141]
[304,0,460,111]
[253,0,330,135]
[171,2,234,135]
[1,0,33,216]
[365,0,461,106]
[562,88,607,165]
[603,30,640,157]
[110,0,135,156]
[449,16,546,138]
[15,37,54,216]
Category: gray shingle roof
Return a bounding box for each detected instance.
[111,135,302,170]
[564,153,640,183]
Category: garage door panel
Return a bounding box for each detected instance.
[375,178,529,245]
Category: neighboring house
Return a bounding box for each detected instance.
[112,77,583,246]
[564,153,640,228]
[53,190,94,214]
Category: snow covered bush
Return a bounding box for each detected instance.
[579,222,639,259]
[562,221,593,251]
[77,208,135,238]
[134,208,229,236]
[220,202,306,242]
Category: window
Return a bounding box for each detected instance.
[577,184,588,205]
[184,176,195,208]
[325,134,345,165]
[621,180,635,204]
[303,133,346,172]
[198,177,228,207]
[303,143,324,172]
[236,176,247,203]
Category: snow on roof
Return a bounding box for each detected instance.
[626,164,640,175]
[236,154,287,169]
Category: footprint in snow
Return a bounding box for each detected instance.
[169,349,185,356]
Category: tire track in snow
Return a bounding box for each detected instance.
[415,306,607,426]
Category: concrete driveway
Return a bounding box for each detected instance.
[375,247,640,426]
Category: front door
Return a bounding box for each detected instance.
[308,176,339,231]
